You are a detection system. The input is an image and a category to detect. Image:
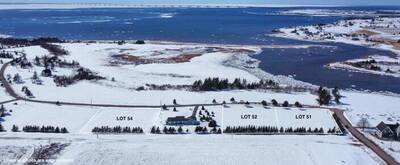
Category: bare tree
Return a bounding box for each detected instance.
[357,118,370,131]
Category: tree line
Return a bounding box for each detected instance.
[40,43,69,56]
[224,125,340,134]
[0,37,64,47]
[92,126,143,134]
[194,126,222,134]
[192,77,279,91]
[22,125,68,133]
[151,126,188,134]
[53,67,104,87]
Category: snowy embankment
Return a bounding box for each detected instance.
[327,55,400,78]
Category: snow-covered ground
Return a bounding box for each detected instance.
[221,105,338,131]
[154,104,340,134]
[0,40,399,164]
[370,135,400,162]
[362,131,400,162]
[1,101,160,134]
[0,133,383,165]
[339,91,400,127]
[3,42,312,105]
[0,60,14,102]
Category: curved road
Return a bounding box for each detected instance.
[330,108,400,165]
[1,61,399,165]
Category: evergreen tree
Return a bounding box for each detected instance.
[230,97,235,102]
[294,101,302,108]
[208,120,217,127]
[55,127,60,133]
[271,99,278,106]
[32,71,39,80]
[282,101,289,107]
[61,127,68,133]
[12,125,19,132]
[261,100,267,106]
[173,99,177,105]
[178,126,183,134]
[0,124,5,132]
[316,86,332,105]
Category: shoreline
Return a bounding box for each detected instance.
[0,3,346,10]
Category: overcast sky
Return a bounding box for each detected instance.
[0,0,399,6]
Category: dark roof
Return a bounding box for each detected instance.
[376,121,387,131]
[166,116,189,122]
[377,121,400,132]
[387,123,400,132]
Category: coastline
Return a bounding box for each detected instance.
[0,3,345,10]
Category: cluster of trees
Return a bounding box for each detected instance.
[12,73,23,83]
[34,56,79,69]
[0,124,4,132]
[40,43,69,56]
[151,126,188,134]
[199,107,215,122]
[145,84,191,90]
[22,125,68,133]
[11,56,32,68]
[113,40,144,45]
[21,86,34,97]
[194,126,222,134]
[53,68,104,87]
[92,126,143,134]
[317,86,342,105]
[224,125,329,134]
[192,77,278,91]
[0,50,15,58]
[260,99,302,108]
[0,37,63,47]
[345,60,381,71]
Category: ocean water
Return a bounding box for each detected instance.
[0,6,400,93]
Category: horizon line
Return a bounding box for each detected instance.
[0,3,399,8]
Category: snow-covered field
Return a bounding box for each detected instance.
[1,40,400,164]
[339,91,400,127]
[154,104,340,133]
[221,105,338,131]
[3,42,312,105]
[0,133,382,165]
[1,101,161,134]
